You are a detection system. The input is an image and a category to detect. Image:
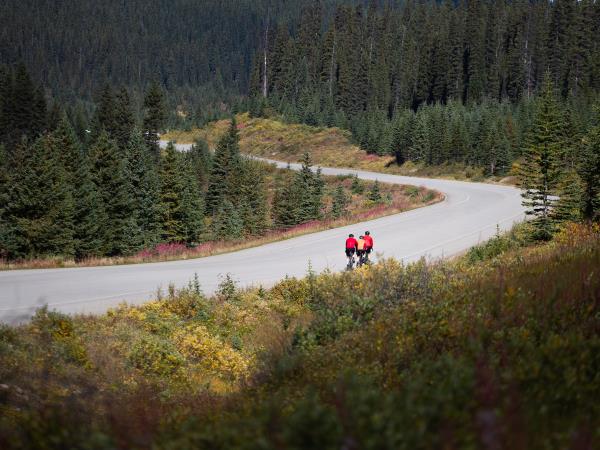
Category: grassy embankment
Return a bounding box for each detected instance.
[0,164,441,271]
[1,222,598,448]
[164,113,517,183]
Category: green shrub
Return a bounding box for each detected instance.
[128,334,184,377]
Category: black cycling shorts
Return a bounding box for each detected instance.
[345,248,356,257]
[365,247,373,254]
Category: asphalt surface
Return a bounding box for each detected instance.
[0,145,525,323]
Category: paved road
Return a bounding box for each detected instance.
[0,146,525,323]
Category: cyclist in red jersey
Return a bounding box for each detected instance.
[363,231,374,262]
[345,234,358,266]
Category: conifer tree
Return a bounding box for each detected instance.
[126,130,162,247]
[578,107,600,221]
[143,81,166,158]
[179,153,205,245]
[3,136,75,258]
[10,64,37,143]
[238,161,268,235]
[188,139,212,189]
[113,87,135,150]
[212,200,243,240]
[92,84,117,142]
[89,131,137,254]
[206,119,240,214]
[73,153,108,259]
[351,175,364,194]
[272,172,301,228]
[519,75,563,239]
[368,179,383,203]
[159,142,186,243]
[331,184,349,219]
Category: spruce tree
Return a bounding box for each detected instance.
[10,64,37,143]
[89,131,137,255]
[238,161,268,235]
[206,119,240,214]
[92,84,117,142]
[578,107,600,221]
[73,153,108,259]
[331,185,349,219]
[519,75,563,239]
[126,130,162,248]
[368,179,383,203]
[159,142,186,243]
[114,87,135,150]
[212,200,243,240]
[3,136,75,259]
[272,172,301,228]
[179,153,205,245]
[143,81,166,158]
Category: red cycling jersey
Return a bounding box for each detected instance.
[345,237,358,249]
[364,235,373,248]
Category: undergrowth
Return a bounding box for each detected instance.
[1,223,598,449]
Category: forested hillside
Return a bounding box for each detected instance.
[0,0,351,113]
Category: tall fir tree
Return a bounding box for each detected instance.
[143,81,167,159]
[113,87,135,150]
[159,142,186,243]
[89,131,137,255]
[206,118,240,214]
[331,184,349,219]
[578,106,600,221]
[179,153,205,245]
[3,136,75,259]
[519,74,563,239]
[126,130,162,248]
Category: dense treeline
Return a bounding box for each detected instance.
[0,65,342,261]
[248,0,600,171]
[0,0,355,125]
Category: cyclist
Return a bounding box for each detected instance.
[345,234,358,268]
[363,231,374,262]
[356,235,367,266]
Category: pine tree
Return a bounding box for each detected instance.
[10,64,37,143]
[331,184,349,219]
[295,152,323,222]
[238,161,268,235]
[206,119,240,214]
[212,200,243,240]
[92,84,117,142]
[143,81,166,158]
[553,169,583,223]
[351,175,364,194]
[272,174,301,229]
[3,136,75,259]
[368,179,383,203]
[578,106,600,221]
[159,142,186,243]
[126,130,162,248]
[519,74,563,240]
[89,131,137,255]
[179,153,205,245]
[113,87,135,150]
[73,153,108,259]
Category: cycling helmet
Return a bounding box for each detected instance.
[359,235,364,239]
[349,234,354,237]
[365,231,370,235]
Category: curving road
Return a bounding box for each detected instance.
[0,147,525,324]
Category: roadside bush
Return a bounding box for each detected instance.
[128,334,184,377]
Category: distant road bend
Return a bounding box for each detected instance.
[0,143,525,323]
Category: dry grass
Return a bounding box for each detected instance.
[163,114,515,183]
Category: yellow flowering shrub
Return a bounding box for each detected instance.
[173,325,251,380]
